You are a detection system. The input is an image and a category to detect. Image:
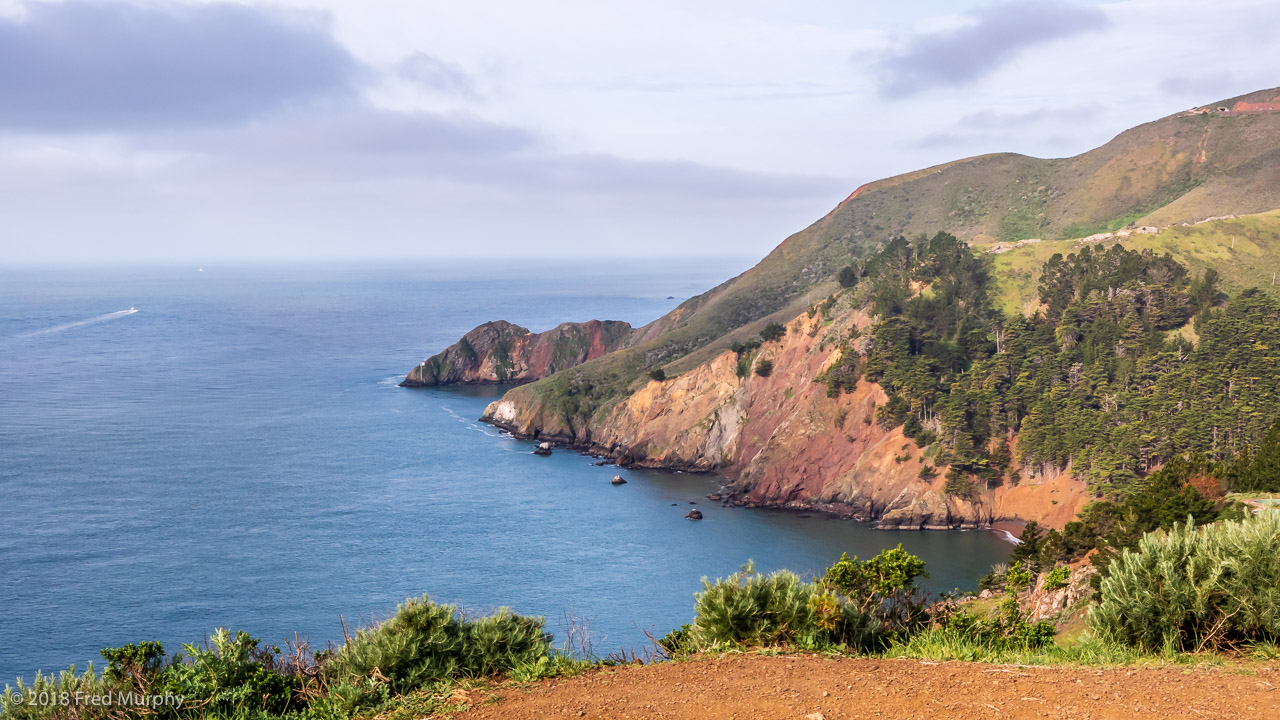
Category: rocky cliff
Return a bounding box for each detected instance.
[400,319,633,386]
[483,304,1089,530]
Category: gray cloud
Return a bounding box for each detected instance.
[396,53,479,98]
[875,2,1109,99]
[0,0,362,130]
[133,105,840,206]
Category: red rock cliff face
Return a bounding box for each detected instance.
[401,319,633,387]
[484,307,1088,530]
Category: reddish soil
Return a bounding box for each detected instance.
[460,654,1280,720]
[1233,100,1280,114]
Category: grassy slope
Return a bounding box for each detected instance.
[991,210,1280,315]
[496,87,1280,434]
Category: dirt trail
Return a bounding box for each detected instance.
[460,654,1280,720]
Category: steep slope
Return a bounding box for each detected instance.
[485,298,1089,529]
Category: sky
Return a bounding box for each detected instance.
[1,0,1278,263]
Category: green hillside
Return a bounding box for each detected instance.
[992,210,1280,314]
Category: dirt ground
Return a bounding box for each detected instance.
[458,653,1280,720]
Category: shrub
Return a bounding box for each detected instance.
[942,596,1055,651]
[821,545,928,635]
[326,596,552,692]
[647,368,666,381]
[2,631,307,720]
[688,562,878,651]
[1090,513,1280,651]
[1005,561,1033,592]
[690,563,818,648]
[838,265,859,288]
[1044,565,1071,591]
[754,359,774,378]
[162,629,303,717]
[759,322,786,342]
[978,562,1009,591]
[101,640,166,684]
[656,624,694,657]
[2,665,108,720]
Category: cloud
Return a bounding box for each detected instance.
[0,0,362,130]
[875,2,1109,99]
[909,103,1099,149]
[395,53,479,98]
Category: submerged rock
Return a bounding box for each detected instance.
[706,493,722,501]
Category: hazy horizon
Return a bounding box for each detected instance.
[2,0,1279,264]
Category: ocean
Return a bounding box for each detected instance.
[0,261,1010,683]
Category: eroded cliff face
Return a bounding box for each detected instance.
[483,309,1089,530]
[401,319,633,387]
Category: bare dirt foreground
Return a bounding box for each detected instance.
[459,654,1280,720]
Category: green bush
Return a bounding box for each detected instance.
[326,596,552,693]
[1005,561,1033,592]
[656,624,694,657]
[689,563,820,648]
[1,664,108,720]
[759,322,786,343]
[163,629,303,717]
[821,545,928,634]
[647,368,666,382]
[1044,565,1071,591]
[687,562,880,652]
[3,630,304,720]
[942,596,1055,651]
[978,562,1009,591]
[686,548,934,654]
[754,359,774,377]
[1090,513,1280,651]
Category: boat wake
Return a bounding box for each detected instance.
[16,308,138,339]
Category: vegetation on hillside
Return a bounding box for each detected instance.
[1092,512,1280,652]
[820,230,1280,501]
[2,599,581,720]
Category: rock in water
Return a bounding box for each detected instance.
[611,475,627,485]
[533,442,552,456]
[685,509,703,520]
[706,493,722,501]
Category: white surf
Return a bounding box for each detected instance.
[16,308,138,339]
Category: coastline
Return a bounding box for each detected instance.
[489,418,1025,541]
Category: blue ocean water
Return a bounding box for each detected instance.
[0,261,1010,683]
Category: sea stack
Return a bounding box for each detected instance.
[612,475,627,485]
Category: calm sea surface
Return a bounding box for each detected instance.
[0,261,1010,683]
